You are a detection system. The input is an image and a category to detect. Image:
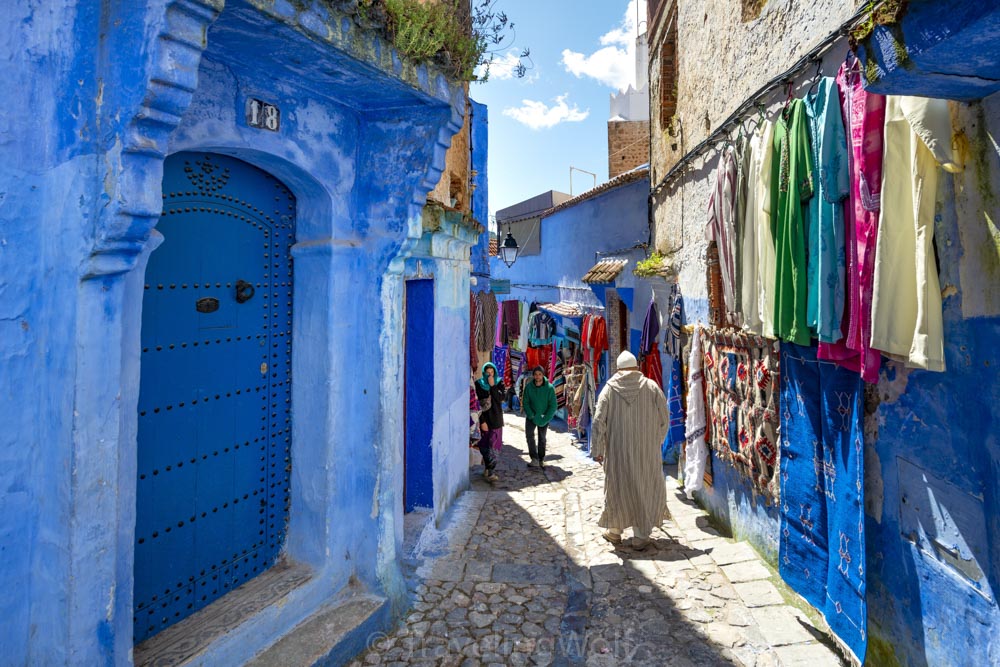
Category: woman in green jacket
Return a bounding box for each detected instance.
[522,366,557,468]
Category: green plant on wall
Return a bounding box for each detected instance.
[633,251,669,278]
[355,0,530,82]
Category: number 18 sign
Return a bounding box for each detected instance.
[246,98,280,132]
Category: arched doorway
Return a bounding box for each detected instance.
[134,152,295,641]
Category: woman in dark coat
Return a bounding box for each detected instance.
[474,362,505,482]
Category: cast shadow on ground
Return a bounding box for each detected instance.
[366,417,751,666]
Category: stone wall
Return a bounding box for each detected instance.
[648,1,1000,664]
[608,120,650,178]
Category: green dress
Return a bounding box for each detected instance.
[770,99,815,345]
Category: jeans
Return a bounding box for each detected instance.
[525,421,548,461]
[478,429,499,472]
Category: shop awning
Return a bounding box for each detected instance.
[582,258,628,284]
[538,302,585,318]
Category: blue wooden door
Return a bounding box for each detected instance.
[134,152,295,642]
[404,280,434,512]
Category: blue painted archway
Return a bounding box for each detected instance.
[134,152,295,641]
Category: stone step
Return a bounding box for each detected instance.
[248,595,389,667]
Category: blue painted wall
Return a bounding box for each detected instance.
[405,280,435,512]
[0,0,467,664]
[856,1,1000,101]
[490,175,652,327]
[690,95,1000,665]
[469,99,491,286]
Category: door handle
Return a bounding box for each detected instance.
[235,280,255,304]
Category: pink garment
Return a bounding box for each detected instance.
[817,57,883,384]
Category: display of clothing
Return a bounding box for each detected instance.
[525,343,552,375]
[739,120,773,336]
[707,144,740,325]
[683,327,708,497]
[871,96,959,372]
[755,120,778,337]
[804,77,849,344]
[502,299,521,344]
[640,300,660,357]
[476,291,498,353]
[642,341,664,388]
[582,313,609,382]
[817,57,884,384]
[771,98,815,346]
[470,293,478,370]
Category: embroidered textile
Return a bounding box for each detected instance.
[779,343,866,663]
[492,345,509,387]
[663,355,685,465]
[683,328,708,496]
[702,330,781,501]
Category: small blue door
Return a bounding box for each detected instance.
[134,152,295,642]
[404,279,434,512]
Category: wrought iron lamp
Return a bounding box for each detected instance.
[499,228,520,268]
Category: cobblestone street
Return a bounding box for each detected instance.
[350,415,845,667]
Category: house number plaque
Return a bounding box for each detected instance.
[246,98,280,132]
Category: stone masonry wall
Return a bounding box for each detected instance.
[647,1,1000,664]
[608,119,650,178]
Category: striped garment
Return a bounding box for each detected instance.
[665,283,684,360]
[707,145,740,326]
[470,293,478,371]
[591,370,670,534]
[476,291,498,352]
[683,327,708,496]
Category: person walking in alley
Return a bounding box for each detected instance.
[475,362,506,482]
[591,351,671,550]
[522,365,558,468]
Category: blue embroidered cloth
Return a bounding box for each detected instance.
[662,357,685,464]
[779,343,867,662]
[662,284,686,464]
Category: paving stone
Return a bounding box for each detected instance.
[750,607,816,646]
[720,560,773,583]
[492,563,560,585]
[733,580,785,607]
[772,642,844,666]
[346,415,844,667]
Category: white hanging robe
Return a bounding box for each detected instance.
[591,370,670,534]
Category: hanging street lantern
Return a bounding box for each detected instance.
[500,228,520,268]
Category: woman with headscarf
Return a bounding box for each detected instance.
[474,362,505,482]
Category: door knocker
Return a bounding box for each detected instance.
[235,280,255,304]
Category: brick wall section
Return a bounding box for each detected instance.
[607,120,650,178]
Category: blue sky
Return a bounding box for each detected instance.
[470,0,646,227]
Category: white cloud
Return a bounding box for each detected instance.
[502,94,590,130]
[561,0,647,91]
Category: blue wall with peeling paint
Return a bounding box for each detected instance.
[0,0,467,664]
[470,99,491,285]
[693,94,1000,665]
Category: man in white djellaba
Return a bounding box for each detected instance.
[591,351,670,550]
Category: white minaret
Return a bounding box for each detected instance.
[609,32,650,122]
